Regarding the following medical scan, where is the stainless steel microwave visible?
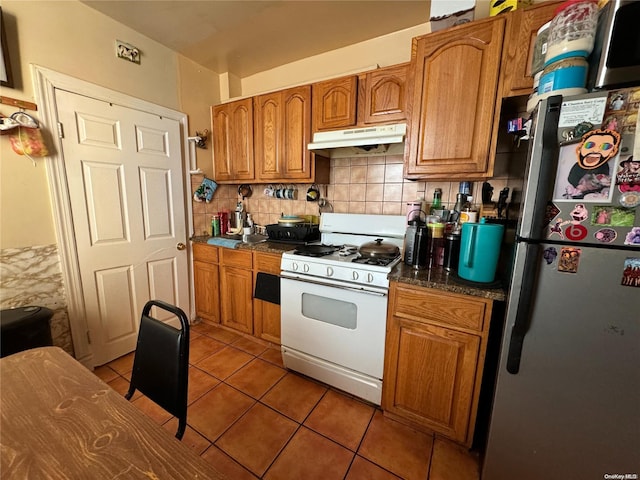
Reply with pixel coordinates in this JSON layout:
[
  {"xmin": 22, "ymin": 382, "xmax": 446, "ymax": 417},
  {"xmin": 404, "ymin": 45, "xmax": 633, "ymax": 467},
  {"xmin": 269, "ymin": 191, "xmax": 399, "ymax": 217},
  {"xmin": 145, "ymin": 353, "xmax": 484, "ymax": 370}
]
[{"xmin": 587, "ymin": 0, "xmax": 640, "ymax": 90}]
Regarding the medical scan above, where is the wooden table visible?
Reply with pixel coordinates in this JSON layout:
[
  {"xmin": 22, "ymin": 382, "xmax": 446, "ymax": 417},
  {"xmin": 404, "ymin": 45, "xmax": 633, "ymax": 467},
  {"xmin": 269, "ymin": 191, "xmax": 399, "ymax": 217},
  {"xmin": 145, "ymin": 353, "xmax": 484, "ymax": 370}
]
[{"xmin": 0, "ymin": 347, "xmax": 227, "ymax": 479}]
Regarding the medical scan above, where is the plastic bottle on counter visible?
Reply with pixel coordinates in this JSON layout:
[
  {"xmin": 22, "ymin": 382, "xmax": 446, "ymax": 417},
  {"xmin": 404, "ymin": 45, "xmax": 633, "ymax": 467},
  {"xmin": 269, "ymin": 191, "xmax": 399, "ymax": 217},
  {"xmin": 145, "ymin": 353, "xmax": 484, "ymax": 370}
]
[{"xmin": 211, "ymin": 215, "xmax": 221, "ymax": 237}]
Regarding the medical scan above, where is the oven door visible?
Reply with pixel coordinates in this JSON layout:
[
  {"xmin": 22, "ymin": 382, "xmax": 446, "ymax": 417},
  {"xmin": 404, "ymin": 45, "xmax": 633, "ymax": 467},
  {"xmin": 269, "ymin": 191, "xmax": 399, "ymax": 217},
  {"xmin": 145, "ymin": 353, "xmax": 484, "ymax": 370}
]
[{"xmin": 280, "ymin": 275, "xmax": 387, "ymax": 380}]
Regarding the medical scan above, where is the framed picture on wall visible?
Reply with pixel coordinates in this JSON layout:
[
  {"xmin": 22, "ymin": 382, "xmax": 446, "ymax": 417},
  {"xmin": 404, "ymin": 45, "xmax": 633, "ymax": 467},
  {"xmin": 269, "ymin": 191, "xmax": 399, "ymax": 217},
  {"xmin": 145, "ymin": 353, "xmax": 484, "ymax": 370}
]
[{"xmin": 1, "ymin": 7, "xmax": 14, "ymax": 88}]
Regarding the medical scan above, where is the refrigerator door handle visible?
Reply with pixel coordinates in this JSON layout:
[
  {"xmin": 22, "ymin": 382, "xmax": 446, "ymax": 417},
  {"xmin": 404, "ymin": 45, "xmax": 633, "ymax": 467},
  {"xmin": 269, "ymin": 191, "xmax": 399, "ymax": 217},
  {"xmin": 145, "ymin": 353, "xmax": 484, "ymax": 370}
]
[{"xmin": 506, "ymin": 242, "xmax": 541, "ymax": 374}]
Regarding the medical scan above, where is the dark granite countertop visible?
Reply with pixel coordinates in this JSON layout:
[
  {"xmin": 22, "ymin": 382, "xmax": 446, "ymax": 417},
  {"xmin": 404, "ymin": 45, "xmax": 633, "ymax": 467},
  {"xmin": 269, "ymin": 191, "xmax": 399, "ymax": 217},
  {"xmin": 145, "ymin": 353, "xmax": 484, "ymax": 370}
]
[
  {"xmin": 389, "ymin": 263, "xmax": 506, "ymax": 302},
  {"xmin": 191, "ymin": 236, "xmax": 294, "ymax": 255},
  {"xmin": 192, "ymin": 236, "xmax": 506, "ymax": 301}
]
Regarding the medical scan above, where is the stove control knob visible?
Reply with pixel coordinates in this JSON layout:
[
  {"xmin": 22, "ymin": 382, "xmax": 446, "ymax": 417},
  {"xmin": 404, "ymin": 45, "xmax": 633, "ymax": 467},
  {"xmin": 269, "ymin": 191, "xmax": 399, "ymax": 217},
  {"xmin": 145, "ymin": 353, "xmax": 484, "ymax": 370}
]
[
  {"xmin": 352, "ymin": 271, "xmax": 359, "ymax": 280},
  {"xmin": 303, "ymin": 264, "xmax": 310, "ymax": 273},
  {"xmin": 367, "ymin": 273, "xmax": 374, "ymax": 283},
  {"xmin": 326, "ymin": 266, "xmax": 334, "ymax": 277},
  {"xmin": 292, "ymin": 262, "xmax": 299, "ymax": 271}
]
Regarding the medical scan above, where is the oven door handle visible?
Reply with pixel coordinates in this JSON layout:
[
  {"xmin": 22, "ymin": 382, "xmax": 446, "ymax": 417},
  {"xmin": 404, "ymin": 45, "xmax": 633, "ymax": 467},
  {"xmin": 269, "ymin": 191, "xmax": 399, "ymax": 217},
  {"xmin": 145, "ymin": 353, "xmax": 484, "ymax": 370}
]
[{"xmin": 280, "ymin": 273, "xmax": 388, "ymax": 297}]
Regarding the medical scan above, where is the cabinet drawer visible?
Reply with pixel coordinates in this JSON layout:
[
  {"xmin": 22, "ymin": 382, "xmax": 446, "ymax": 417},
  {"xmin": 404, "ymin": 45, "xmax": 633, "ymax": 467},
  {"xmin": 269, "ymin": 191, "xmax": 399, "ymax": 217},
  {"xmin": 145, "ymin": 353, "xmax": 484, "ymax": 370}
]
[
  {"xmin": 193, "ymin": 243, "xmax": 219, "ymax": 263},
  {"xmin": 221, "ymin": 248, "xmax": 253, "ymax": 268},
  {"xmin": 392, "ymin": 284, "xmax": 488, "ymax": 332},
  {"xmin": 254, "ymin": 252, "xmax": 282, "ymax": 274}
]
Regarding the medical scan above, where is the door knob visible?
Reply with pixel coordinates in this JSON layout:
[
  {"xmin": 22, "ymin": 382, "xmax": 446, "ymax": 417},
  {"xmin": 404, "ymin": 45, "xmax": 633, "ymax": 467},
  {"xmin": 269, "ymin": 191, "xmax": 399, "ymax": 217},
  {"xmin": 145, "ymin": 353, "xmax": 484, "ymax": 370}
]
[{"xmin": 176, "ymin": 242, "xmax": 186, "ymax": 251}]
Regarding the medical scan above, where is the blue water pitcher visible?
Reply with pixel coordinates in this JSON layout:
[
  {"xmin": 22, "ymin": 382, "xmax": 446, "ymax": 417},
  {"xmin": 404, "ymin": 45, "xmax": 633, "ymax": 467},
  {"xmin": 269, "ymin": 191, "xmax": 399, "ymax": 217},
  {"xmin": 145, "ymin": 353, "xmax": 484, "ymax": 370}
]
[{"xmin": 458, "ymin": 218, "xmax": 504, "ymax": 283}]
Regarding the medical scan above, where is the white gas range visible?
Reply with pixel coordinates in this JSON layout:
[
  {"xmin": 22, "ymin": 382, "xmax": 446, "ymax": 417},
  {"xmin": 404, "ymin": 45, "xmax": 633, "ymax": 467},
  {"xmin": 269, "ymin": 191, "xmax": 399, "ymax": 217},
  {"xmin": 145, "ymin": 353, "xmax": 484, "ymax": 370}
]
[{"xmin": 280, "ymin": 213, "xmax": 406, "ymax": 405}]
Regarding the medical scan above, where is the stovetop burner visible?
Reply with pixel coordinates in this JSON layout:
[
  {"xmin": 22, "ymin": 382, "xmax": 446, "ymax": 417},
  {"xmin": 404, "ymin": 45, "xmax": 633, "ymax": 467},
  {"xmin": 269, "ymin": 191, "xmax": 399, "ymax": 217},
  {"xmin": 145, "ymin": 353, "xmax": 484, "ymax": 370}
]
[
  {"xmin": 352, "ymin": 255, "xmax": 400, "ymax": 266},
  {"xmin": 293, "ymin": 244, "xmax": 339, "ymax": 257}
]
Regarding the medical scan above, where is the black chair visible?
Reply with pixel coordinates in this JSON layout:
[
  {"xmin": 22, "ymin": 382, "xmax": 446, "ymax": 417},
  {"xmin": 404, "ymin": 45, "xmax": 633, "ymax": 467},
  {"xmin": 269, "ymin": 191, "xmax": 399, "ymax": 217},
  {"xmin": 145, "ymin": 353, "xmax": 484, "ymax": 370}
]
[{"xmin": 125, "ymin": 300, "xmax": 190, "ymax": 440}]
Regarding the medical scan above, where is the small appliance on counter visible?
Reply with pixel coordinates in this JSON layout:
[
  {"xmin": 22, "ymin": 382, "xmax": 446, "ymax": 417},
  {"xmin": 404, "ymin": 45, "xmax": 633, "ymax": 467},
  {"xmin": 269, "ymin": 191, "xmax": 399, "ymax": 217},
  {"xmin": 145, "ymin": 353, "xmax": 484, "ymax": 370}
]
[{"xmin": 265, "ymin": 216, "xmax": 320, "ymax": 244}]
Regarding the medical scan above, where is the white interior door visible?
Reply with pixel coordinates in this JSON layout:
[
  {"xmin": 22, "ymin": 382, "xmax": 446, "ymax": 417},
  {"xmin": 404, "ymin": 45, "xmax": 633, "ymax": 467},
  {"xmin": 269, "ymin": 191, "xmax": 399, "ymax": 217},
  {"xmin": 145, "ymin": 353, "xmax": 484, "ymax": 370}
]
[{"xmin": 55, "ymin": 89, "xmax": 189, "ymax": 365}]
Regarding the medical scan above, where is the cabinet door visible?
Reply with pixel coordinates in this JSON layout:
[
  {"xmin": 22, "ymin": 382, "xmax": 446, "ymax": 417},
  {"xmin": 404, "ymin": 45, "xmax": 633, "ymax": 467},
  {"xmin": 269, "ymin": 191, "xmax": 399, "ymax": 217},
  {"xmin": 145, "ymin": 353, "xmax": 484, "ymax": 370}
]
[
  {"xmin": 383, "ymin": 318, "xmax": 481, "ymax": 444},
  {"xmin": 212, "ymin": 98, "xmax": 254, "ymax": 183},
  {"xmin": 255, "ymin": 86, "xmax": 313, "ymax": 182},
  {"xmin": 253, "ymin": 252, "xmax": 282, "ymax": 344},
  {"xmin": 254, "ymin": 92, "xmax": 282, "ymax": 180},
  {"xmin": 220, "ymin": 265, "xmax": 253, "ymax": 334},
  {"xmin": 501, "ymin": 2, "xmax": 560, "ymax": 97},
  {"xmin": 406, "ymin": 17, "xmax": 505, "ymax": 179},
  {"xmin": 193, "ymin": 260, "xmax": 220, "ymax": 323},
  {"xmin": 312, "ymin": 76, "xmax": 358, "ymax": 131},
  {"xmin": 360, "ymin": 64, "xmax": 408, "ymax": 124},
  {"xmin": 281, "ymin": 85, "xmax": 313, "ymax": 180}
]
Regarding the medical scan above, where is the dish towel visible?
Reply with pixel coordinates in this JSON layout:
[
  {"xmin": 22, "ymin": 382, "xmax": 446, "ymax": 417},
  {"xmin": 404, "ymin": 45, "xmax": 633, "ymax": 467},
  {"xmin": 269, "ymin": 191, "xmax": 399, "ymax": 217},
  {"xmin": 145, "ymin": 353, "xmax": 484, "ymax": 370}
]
[
  {"xmin": 254, "ymin": 272, "xmax": 280, "ymax": 305},
  {"xmin": 206, "ymin": 238, "xmax": 240, "ymax": 248},
  {"xmin": 194, "ymin": 177, "xmax": 218, "ymax": 203}
]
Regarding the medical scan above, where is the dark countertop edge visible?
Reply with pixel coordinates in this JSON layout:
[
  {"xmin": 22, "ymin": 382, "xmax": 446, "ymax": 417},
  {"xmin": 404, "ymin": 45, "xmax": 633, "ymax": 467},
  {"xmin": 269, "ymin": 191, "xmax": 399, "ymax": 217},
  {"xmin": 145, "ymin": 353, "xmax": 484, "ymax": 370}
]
[
  {"xmin": 191, "ymin": 236, "xmax": 506, "ymax": 301},
  {"xmin": 389, "ymin": 264, "xmax": 507, "ymax": 302},
  {"xmin": 191, "ymin": 236, "xmax": 294, "ymax": 254}
]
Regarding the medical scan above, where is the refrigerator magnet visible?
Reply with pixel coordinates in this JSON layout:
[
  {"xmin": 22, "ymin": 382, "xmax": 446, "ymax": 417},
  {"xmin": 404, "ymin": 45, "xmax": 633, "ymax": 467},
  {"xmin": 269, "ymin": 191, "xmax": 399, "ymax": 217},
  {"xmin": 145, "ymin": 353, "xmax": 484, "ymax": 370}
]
[
  {"xmin": 543, "ymin": 247, "xmax": 558, "ymax": 265},
  {"xmin": 615, "ymin": 156, "xmax": 640, "ymax": 193},
  {"xmin": 558, "ymin": 247, "xmax": 581, "ymax": 274},
  {"xmin": 624, "ymin": 227, "xmax": 640, "ymax": 246},
  {"xmin": 594, "ymin": 228, "xmax": 617, "ymax": 244},
  {"xmin": 591, "ymin": 205, "xmax": 635, "ymax": 227},
  {"xmin": 621, "ymin": 258, "xmax": 640, "ymax": 288},
  {"xmin": 553, "ymin": 129, "xmax": 621, "ymax": 202}
]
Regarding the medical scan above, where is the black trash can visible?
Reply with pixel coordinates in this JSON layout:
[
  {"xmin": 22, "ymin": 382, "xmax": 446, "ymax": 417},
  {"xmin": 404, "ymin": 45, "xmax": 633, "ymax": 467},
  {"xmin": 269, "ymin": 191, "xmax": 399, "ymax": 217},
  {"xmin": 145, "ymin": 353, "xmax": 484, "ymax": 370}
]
[{"xmin": 0, "ymin": 306, "xmax": 54, "ymax": 358}]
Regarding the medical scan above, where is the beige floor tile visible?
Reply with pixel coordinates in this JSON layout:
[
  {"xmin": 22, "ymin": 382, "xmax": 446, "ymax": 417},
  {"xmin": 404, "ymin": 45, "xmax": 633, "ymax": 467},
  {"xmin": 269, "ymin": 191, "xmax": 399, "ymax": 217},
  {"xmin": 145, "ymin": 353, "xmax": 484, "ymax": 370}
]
[
  {"xmin": 358, "ymin": 411, "xmax": 433, "ymax": 480},
  {"xmin": 200, "ymin": 445, "xmax": 259, "ymax": 480},
  {"xmin": 264, "ymin": 427, "xmax": 354, "ymax": 480},
  {"xmin": 188, "ymin": 383, "xmax": 255, "ymax": 442},
  {"xmin": 261, "ymin": 373, "xmax": 327, "ymax": 422},
  {"xmin": 304, "ymin": 390, "xmax": 375, "ymax": 451},
  {"xmin": 196, "ymin": 345, "xmax": 253, "ymax": 380},
  {"xmin": 346, "ymin": 456, "xmax": 402, "ymax": 480},
  {"xmin": 216, "ymin": 403, "xmax": 298, "ymax": 477},
  {"xmin": 428, "ymin": 436, "xmax": 480, "ymax": 480},
  {"xmin": 226, "ymin": 358, "xmax": 287, "ymax": 399}
]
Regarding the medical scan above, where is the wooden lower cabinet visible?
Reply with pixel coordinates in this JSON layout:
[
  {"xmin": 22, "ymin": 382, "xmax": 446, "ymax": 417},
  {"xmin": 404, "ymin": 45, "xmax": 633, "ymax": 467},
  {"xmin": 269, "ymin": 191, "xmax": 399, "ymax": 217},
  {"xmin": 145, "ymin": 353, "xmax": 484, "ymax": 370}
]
[
  {"xmin": 193, "ymin": 244, "xmax": 220, "ymax": 323},
  {"xmin": 383, "ymin": 282, "xmax": 493, "ymax": 447},
  {"xmin": 192, "ymin": 243, "xmax": 283, "ymax": 343},
  {"xmin": 219, "ymin": 249, "xmax": 253, "ymax": 334},
  {"xmin": 253, "ymin": 252, "xmax": 282, "ymax": 344}
]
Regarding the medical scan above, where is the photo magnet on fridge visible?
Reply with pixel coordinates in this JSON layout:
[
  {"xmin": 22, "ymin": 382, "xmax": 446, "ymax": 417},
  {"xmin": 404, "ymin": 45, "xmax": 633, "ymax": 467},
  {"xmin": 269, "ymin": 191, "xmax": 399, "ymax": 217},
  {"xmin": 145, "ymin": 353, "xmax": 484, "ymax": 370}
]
[
  {"xmin": 558, "ymin": 247, "xmax": 581, "ymax": 274},
  {"xmin": 553, "ymin": 129, "xmax": 621, "ymax": 202},
  {"xmin": 620, "ymin": 258, "xmax": 640, "ymax": 288},
  {"xmin": 590, "ymin": 205, "xmax": 635, "ymax": 227}
]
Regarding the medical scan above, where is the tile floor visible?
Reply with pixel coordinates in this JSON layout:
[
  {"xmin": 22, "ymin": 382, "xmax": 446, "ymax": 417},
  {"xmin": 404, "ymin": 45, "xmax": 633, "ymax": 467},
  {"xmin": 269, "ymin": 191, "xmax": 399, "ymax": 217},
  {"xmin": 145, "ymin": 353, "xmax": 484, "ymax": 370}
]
[{"xmin": 94, "ymin": 321, "xmax": 481, "ymax": 480}]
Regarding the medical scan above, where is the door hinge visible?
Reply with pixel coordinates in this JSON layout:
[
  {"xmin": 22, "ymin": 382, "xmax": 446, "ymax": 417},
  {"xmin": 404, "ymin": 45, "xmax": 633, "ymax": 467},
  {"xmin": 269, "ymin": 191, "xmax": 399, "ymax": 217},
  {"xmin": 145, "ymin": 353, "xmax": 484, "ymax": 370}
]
[
  {"xmin": 86, "ymin": 330, "xmax": 91, "ymax": 344},
  {"xmin": 57, "ymin": 122, "xmax": 64, "ymax": 139}
]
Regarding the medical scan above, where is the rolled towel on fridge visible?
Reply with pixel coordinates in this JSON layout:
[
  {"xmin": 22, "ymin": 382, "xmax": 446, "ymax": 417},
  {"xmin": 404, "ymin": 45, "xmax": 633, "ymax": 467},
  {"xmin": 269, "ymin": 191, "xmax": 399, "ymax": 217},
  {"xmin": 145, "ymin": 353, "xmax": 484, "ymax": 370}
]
[{"xmin": 254, "ymin": 272, "xmax": 280, "ymax": 305}]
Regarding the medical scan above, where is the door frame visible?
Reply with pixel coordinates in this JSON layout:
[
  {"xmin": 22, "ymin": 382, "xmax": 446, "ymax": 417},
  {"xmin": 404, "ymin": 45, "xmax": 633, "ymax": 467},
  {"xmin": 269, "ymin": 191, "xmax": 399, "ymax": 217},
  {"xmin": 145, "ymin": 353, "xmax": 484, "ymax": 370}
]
[{"xmin": 32, "ymin": 65, "xmax": 195, "ymax": 367}]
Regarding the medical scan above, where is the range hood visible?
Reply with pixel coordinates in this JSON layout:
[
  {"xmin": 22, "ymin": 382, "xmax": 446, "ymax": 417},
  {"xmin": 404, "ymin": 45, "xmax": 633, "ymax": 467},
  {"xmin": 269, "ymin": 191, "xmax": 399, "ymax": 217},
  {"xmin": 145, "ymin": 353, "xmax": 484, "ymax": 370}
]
[{"xmin": 308, "ymin": 123, "xmax": 406, "ymax": 158}]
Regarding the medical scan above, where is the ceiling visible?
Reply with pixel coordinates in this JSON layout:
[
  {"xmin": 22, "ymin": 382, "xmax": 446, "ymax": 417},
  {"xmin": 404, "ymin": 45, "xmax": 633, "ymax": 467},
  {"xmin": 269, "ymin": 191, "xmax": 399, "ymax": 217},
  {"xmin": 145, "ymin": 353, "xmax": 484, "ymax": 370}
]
[{"xmin": 82, "ymin": 0, "xmax": 431, "ymax": 78}]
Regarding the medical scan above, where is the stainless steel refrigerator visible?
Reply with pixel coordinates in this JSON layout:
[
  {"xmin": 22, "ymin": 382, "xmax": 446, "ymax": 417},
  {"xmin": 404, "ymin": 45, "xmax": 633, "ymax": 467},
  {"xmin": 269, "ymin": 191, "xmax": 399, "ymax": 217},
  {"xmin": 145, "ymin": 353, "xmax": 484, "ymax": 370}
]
[{"xmin": 483, "ymin": 89, "xmax": 640, "ymax": 479}]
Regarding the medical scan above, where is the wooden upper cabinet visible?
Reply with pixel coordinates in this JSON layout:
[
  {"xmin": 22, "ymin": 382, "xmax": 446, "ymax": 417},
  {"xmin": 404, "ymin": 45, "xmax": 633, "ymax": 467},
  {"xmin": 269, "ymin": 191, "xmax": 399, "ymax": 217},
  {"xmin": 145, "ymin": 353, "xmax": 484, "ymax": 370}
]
[
  {"xmin": 211, "ymin": 98, "xmax": 255, "ymax": 183},
  {"xmin": 359, "ymin": 63, "xmax": 409, "ymax": 124},
  {"xmin": 405, "ymin": 17, "xmax": 506, "ymax": 180},
  {"xmin": 255, "ymin": 85, "xmax": 316, "ymax": 182},
  {"xmin": 312, "ymin": 75, "xmax": 358, "ymax": 131},
  {"xmin": 501, "ymin": 1, "xmax": 561, "ymax": 97}
]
